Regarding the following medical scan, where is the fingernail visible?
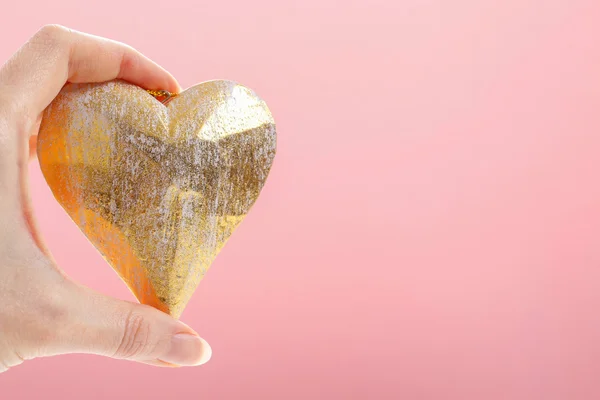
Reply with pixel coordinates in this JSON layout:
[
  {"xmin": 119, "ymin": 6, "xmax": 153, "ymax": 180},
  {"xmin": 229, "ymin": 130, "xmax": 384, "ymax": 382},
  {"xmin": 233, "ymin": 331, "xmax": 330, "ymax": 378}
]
[{"xmin": 159, "ymin": 334, "xmax": 212, "ymax": 366}]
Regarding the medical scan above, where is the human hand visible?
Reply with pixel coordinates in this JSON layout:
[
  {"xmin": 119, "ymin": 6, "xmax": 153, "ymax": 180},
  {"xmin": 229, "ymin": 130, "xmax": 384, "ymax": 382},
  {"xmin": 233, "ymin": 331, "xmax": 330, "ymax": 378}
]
[{"xmin": 0, "ymin": 25, "xmax": 211, "ymax": 372}]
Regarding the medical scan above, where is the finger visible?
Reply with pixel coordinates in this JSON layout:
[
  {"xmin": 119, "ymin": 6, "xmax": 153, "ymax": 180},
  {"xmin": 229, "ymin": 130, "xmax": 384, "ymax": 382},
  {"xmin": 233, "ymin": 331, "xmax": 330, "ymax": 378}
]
[
  {"xmin": 0, "ymin": 24, "xmax": 180, "ymax": 124},
  {"xmin": 48, "ymin": 283, "xmax": 212, "ymax": 367},
  {"xmin": 0, "ymin": 25, "xmax": 181, "ymax": 252}
]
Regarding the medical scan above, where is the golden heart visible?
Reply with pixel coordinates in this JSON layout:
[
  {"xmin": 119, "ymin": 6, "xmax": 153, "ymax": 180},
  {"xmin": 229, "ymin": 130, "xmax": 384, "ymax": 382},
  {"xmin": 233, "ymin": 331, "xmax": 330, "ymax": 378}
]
[{"xmin": 37, "ymin": 80, "xmax": 276, "ymax": 318}]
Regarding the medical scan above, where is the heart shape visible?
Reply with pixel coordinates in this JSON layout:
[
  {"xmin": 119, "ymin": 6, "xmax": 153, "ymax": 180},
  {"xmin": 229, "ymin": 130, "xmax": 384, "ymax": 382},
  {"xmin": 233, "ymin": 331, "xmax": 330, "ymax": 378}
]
[{"xmin": 37, "ymin": 80, "xmax": 276, "ymax": 317}]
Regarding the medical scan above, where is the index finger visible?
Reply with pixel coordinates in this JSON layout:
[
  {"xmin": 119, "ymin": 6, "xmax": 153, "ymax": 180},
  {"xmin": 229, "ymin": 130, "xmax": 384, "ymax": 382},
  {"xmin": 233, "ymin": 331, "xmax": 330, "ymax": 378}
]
[{"xmin": 0, "ymin": 24, "xmax": 181, "ymax": 122}]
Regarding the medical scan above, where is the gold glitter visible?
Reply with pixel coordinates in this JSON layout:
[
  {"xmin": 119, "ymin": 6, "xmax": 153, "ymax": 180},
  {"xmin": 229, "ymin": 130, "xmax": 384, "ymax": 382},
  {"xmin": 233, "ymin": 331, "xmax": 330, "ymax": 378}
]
[{"xmin": 37, "ymin": 80, "xmax": 276, "ymax": 318}]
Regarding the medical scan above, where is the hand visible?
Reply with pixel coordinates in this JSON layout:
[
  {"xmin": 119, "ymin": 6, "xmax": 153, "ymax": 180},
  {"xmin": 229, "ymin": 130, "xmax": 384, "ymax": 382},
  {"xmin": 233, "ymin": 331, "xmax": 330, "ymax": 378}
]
[{"xmin": 0, "ymin": 25, "xmax": 211, "ymax": 372}]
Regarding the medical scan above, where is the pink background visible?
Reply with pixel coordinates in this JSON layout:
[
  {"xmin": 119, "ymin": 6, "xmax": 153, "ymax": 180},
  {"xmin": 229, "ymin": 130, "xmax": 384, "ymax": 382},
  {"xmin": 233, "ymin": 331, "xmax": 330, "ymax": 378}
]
[{"xmin": 1, "ymin": 0, "xmax": 600, "ymax": 399}]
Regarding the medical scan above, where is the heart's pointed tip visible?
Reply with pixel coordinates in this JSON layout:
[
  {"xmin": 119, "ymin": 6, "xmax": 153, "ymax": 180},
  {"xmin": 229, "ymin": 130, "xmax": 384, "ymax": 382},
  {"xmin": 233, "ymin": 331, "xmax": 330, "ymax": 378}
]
[{"xmin": 136, "ymin": 294, "xmax": 187, "ymax": 320}]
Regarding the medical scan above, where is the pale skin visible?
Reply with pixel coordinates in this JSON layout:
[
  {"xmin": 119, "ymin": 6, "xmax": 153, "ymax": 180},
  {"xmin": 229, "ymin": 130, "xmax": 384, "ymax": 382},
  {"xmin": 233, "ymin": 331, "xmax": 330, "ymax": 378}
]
[{"xmin": 0, "ymin": 25, "xmax": 211, "ymax": 372}]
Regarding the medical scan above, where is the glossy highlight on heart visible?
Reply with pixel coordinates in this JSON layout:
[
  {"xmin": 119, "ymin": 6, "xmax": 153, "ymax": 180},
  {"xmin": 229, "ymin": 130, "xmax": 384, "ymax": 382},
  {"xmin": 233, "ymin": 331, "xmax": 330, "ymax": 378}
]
[{"xmin": 37, "ymin": 80, "xmax": 276, "ymax": 318}]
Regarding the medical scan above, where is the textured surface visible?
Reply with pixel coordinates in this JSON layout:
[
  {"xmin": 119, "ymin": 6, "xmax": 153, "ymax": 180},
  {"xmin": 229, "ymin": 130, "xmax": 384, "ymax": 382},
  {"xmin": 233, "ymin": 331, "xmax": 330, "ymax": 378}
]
[{"xmin": 37, "ymin": 80, "xmax": 276, "ymax": 317}]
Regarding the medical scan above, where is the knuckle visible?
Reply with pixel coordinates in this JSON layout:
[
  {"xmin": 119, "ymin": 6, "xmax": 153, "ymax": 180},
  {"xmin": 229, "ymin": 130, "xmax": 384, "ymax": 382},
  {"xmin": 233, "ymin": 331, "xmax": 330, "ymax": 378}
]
[
  {"xmin": 32, "ymin": 24, "xmax": 70, "ymax": 48},
  {"xmin": 113, "ymin": 310, "xmax": 153, "ymax": 359},
  {"xmin": 38, "ymin": 24, "xmax": 69, "ymax": 36}
]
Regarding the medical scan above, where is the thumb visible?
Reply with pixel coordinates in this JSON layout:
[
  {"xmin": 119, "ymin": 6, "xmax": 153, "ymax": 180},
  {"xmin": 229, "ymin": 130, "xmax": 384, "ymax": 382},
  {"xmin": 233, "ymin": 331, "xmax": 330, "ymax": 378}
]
[{"xmin": 52, "ymin": 283, "xmax": 212, "ymax": 367}]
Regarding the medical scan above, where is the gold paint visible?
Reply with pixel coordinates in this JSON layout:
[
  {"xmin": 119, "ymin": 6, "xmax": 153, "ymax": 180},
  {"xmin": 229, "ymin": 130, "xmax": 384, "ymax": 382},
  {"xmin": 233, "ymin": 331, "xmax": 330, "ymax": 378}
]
[{"xmin": 37, "ymin": 80, "xmax": 276, "ymax": 318}]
